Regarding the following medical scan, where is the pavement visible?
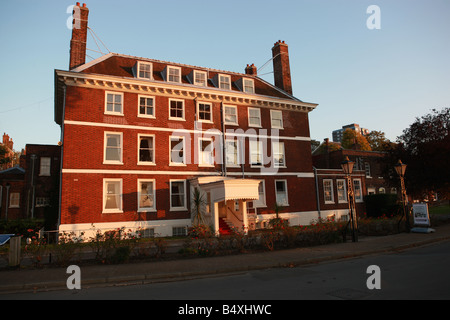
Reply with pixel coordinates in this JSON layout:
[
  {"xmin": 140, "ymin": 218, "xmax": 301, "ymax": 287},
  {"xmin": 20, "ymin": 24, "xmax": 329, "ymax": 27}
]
[{"xmin": 1, "ymin": 223, "xmax": 450, "ymax": 295}]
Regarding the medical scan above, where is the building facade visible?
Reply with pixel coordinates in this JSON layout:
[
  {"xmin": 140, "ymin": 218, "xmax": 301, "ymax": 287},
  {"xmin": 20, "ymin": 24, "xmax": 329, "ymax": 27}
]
[
  {"xmin": 54, "ymin": 3, "xmax": 321, "ymax": 238},
  {"xmin": 332, "ymin": 123, "xmax": 370, "ymax": 143},
  {"xmin": 0, "ymin": 144, "xmax": 60, "ymax": 222}
]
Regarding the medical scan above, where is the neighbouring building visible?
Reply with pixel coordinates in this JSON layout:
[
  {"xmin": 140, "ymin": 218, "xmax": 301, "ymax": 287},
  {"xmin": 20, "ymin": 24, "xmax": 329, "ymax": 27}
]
[
  {"xmin": 0, "ymin": 144, "xmax": 60, "ymax": 223},
  {"xmin": 54, "ymin": 3, "xmax": 324, "ymax": 238},
  {"xmin": 332, "ymin": 123, "xmax": 370, "ymax": 143}
]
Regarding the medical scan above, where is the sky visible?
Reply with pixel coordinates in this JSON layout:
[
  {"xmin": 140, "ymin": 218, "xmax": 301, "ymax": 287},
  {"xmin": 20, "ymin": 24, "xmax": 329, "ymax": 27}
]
[{"xmin": 0, "ymin": 0, "xmax": 449, "ymax": 151}]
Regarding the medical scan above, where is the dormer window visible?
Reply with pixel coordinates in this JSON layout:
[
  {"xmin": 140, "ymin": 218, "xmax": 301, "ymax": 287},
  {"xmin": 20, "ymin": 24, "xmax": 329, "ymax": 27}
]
[
  {"xmin": 167, "ymin": 66, "xmax": 182, "ymax": 83},
  {"xmin": 194, "ymin": 70, "xmax": 207, "ymax": 86},
  {"xmin": 243, "ymin": 78, "xmax": 255, "ymax": 94},
  {"xmin": 135, "ymin": 61, "xmax": 153, "ymax": 80},
  {"xmin": 218, "ymin": 74, "xmax": 231, "ymax": 90}
]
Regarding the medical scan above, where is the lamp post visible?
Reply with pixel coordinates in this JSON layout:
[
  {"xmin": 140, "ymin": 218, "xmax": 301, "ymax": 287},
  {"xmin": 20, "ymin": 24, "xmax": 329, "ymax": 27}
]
[
  {"xmin": 341, "ymin": 156, "xmax": 358, "ymax": 242},
  {"xmin": 394, "ymin": 160, "xmax": 410, "ymax": 232}
]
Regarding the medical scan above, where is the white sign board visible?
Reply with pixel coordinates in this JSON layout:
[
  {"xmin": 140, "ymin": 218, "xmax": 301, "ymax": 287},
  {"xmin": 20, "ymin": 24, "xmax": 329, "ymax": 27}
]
[{"xmin": 412, "ymin": 203, "xmax": 430, "ymax": 226}]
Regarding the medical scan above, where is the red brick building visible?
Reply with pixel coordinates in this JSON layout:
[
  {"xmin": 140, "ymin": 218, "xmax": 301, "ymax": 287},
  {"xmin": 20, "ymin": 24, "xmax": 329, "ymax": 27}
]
[
  {"xmin": 0, "ymin": 144, "xmax": 60, "ymax": 222},
  {"xmin": 54, "ymin": 3, "xmax": 321, "ymax": 237}
]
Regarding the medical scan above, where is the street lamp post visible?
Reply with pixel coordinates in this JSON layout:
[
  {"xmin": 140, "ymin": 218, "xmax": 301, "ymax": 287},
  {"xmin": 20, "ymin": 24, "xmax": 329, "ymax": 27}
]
[
  {"xmin": 395, "ymin": 160, "xmax": 410, "ymax": 232},
  {"xmin": 341, "ymin": 156, "xmax": 358, "ymax": 242}
]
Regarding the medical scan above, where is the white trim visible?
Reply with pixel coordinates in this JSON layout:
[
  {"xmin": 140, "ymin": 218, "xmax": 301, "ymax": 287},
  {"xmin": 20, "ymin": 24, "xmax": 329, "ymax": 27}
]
[
  {"xmin": 196, "ymin": 101, "xmax": 213, "ymax": 123},
  {"xmin": 323, "ymin": 179, "xmax": 335, "ymax": 204},
  {"xmin": 270, "ymin": 109, "xmax": 284, "ymax": 129},
  {"xmin": 102, "ymin": 178, "xmax": 123, "ymax": 213},
  {"xmin": 336, "ymin": 179, "xmax": 348, "ymax": 203},
  {"xmin": 169, "ymin": 135, "xmax": 186, "ymax": 166},
  {"xmin": 63, "ymin": 120, "xmax": 312, "ymax": 141},
  {"xmin": 137, "ymin": 133, "xmax": 156, "ymax": 166},
  {"xmin": 170, "ymin": 179, "xmax": 187, "ymax": 211},
  {"xmin": 193, "ymin": 70, "xmax": 207, "ymax": 86},
  {"xmin": 104, "ymin": 91, "xmax": 124, "ymax": 116},
  {"xmin": 137, "ymin": 95, "xmax": 156, "ymax": 119},
  {"xmin": 223, "ymin": 104, "xmax": 238, "ymax": 126},
  {"xmin": 56, "ymin": 69, "xmax": 318, "ymax": 113},
  {"xmin": 168, "ymin": 98, "xmax": 185, "ymax": 121},
  {"xmin": 103, "ymin": 131, "xmax": 123, "ymax": 165},
  {"xmin": 274, "ymin": 179, "xmax": 289, "ymax": 206},
  {"xmin": 9, "ymin": 192, "xmax": 20, "ymax": 208},
  {"xmin": 353, "ymin": 178, "xmax": 363, "ymax": 203},
  {"xmin": 272, "ymin": 141, "xmax": 286, "ymax": 168},
  {"xmin": 248, "ymin": 107, "xmax": 261, "ymax": 128},
  {"xmin": 61, "ymin": 168, "xmax": 315, "ymax": 177},
  {"xmin": 136, "ymin": 61, "xmax": 153, "ymax": 80},
  {"xmin": 198, "ymin": 137, "xmax": 214, "ymax": 167},
  {"xmin": 218, "ymin": 74, "xmax": 231, "ymax": 90},
  {"xmin": 166, "ymin": 66, "xmax": 182, "ymax": 83},
  {"xmin": 137, "ymin": 179, "xmax": 156, "ymax": 212},
  {"xmin": 243, "ymin": 78, "xmax": 255, "ymax": 94}
]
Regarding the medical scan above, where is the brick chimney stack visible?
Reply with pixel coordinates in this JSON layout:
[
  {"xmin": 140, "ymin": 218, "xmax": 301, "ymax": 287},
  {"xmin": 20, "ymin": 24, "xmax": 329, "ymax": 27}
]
[
  {"xmin": 272, "ymin": 40, "xmax": 292, "ymax": 95},
  {"xmin": 245, "ymin": 63, "xmax": 257, "ymax": 76},
  {"xmin": 69, "ymin": 3, "xmax": 89, "ymax": 70}
]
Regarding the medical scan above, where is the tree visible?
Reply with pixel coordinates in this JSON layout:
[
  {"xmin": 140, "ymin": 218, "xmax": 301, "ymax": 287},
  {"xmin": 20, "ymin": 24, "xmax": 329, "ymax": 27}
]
[
  {"xmin": 341, "ymin": 128, "xmax": 372, "ymax": 151},
  {"xmin": 387, "ymin": 108, "xmax": 450, "ymax": 199},
  {"xmin": 366, "ymin": 130, "xmax": 394, "ymax": 151},
  {"xmin": 0, "ymin": 144, "xmax": 12, "ymax": 170}
]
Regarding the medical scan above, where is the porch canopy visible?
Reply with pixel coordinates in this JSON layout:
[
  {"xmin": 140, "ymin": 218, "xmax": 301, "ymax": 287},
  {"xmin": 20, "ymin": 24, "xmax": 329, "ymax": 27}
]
[{"xmin": 190, "ymin": 176, "xmax": 260, "ymax": 234}]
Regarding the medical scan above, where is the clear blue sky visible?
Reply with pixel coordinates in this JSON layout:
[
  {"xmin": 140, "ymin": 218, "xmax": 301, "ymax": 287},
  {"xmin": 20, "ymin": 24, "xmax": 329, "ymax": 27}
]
[{"xmin": 1, "ymin": 0, "xmax": 449, "ymax": 151}]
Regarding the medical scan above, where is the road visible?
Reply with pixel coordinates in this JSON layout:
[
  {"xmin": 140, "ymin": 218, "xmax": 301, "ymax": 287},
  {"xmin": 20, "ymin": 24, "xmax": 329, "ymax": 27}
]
[{"xmin": 3, "ymin": 240, "xmax": 450, "ymax": 300}]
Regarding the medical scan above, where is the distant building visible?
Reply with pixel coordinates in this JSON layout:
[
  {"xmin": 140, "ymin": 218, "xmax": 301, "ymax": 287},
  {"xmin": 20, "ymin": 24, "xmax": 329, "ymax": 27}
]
[
  {"xmin": 0, "ymin": 144, "xmax": 60, "ymax": 222},
  {"xmin": 332, "ymin": 124, "xmax": 369, "ymax": 143}
]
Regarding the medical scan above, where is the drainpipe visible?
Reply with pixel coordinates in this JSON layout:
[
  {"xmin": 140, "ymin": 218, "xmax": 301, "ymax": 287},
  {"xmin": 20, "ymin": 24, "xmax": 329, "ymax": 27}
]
[
  {"xmin": 313, "ymin": 167, "xmax": 321, "ymax": 219},
  {"xmin": 220, "ymin": 102, "xmax": 226, "ymax": 177},
  {"xmin": 5, "ymin": 184, "xmax": 10, "ymax": 220},
  {"xmin": 30, "ymin": 154, "xmax": 37, "ymax": 219}
]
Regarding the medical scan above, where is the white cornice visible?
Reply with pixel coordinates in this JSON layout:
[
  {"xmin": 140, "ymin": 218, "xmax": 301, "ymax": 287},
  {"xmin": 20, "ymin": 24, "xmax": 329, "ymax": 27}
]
[{"xmin": 55, "ymin": 69, "xmax": 318, "ymax": 113}]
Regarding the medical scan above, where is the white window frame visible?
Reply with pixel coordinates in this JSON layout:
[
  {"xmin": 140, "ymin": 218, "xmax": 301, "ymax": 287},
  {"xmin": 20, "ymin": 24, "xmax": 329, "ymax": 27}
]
[
  {"xmin": 225, "ymin": 139, "xmax": 240, "ymax": 167},
  {"xmin": 103, "ymin": 132, "xmax": 123, "ymax": 165},
  {"xmin": 137, "ymin": 61, "xmax": 153, "ymax": 80},
  {"xmin": 243, "ymin": 78, "xmax": 255, "ymax": 94},
  {"xmin": 218, "ymin": 74, "xmax": 231, "ymax": 90},
  {"xmin": 193, "ymin": 70, "xmax": 207, "ymax": 86},
  {"xmin": 224, "ymin": 105, "xmax": 238, "ymax": 125},
  {"xmin": 137, "ymin": 179, "xmax": 156, "ymax": 212},
  {"xmin": 170, "ymin": 179, "xmax": 187, "ymax": 211},
  {"xmin": 169, "ymin": 136, "xmax": 186, "ymax": 166},
  {"xmin": 102, "ymin": 179, "xmax": 123, "ymax": 213},
  {"xmin": 167, "ymin": 66, "xmax": 182, "ymax": 83},
  {"xmin": 250, "ymin": 139, "xmax": 263, "ymax": 167},
  {"xmin": 39, "ymin": 157, "xmax": 51, "ymax": 176},
  {"xmin": 9, "ymin": 193, "xmax": 20, "ymax": 208},
  {"xmin": 105, "ymin": 91, "xmax": 124, "ymax": 116},
  {"xmin": 197, "ymin": 101, "xmax": 213, "ymax": 123},
  {"xmin": 272, "ymin": 141, "xmax": 286, "ymax": 168},
  {"xmin": 270, "ymin": 110, "xmax": 284, "ymax": 129},
  {"xmin": 169, "ymin": 99, "xmax": 185, "ymax": 121},
  {"xmin": 365, "ymin": 162, "xmax": 371, "ymax": 178},
  {"xmin": 253, "ymin": 180, "xmax": 266, "ymax": 208},
  {"xmin": 248, "ymin": 107, "xmax": 261, "ymax": 128},
  {"xmin": 336, "ymin": 179, "xmax": 347, "ymax": 203},
  {"xmin": 137, "ymin": 95, "xmax": 156, "ymax": 119},
  {"xmin": 198, "ymin": 137, "xmax": 214, "ymax": 167},
  {"xmin": 35, "ymin": 197, "xmax": 50, "ymax": 207},
  {"xmin": 275, "ymin": 179, "xmax": 289, "ymax": 206},
  {"xmin": 353, "ymin": 178, "xmax": 363, "ymax": 203},
  {"xmin": 137, "ymin": 134, "xmax": 155, "ymax": 166},
  {"xmin": 323, "ymin": 179, "xmax": 335, "ymax": 204}
]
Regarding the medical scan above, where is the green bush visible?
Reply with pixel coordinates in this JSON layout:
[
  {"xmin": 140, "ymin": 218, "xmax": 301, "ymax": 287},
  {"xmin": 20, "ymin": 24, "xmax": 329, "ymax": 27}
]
[{"xmin": 364, "ymin": 194, "xmax": 400, "ymax": 218}]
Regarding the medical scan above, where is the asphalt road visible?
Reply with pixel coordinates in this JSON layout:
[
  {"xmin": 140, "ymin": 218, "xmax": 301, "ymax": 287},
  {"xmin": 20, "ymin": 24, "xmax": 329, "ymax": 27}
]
[{"xmin": 4, "ymin": 240, "xmax": 450, "ymax": 301}]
